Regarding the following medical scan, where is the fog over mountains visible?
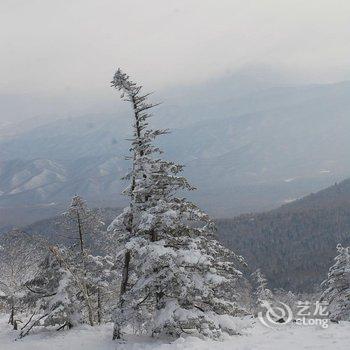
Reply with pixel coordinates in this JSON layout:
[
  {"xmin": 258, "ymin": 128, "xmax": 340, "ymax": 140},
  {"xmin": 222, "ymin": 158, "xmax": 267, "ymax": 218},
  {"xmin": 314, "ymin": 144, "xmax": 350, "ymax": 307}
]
[{"xmin": 1, "ymin": 73, "xmax": 350, "ymax": 229}]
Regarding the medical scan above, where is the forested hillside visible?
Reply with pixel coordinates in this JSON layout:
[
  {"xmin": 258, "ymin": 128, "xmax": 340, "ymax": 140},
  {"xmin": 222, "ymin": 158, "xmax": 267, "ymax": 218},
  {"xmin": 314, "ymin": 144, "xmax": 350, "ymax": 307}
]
[
  {"xmin": 16, "ymin": 179, "xmax": 350, "ymax": 293},
  {"xmin": 217, "ymin": 179, "xmax": 350, "ymax": 292}
]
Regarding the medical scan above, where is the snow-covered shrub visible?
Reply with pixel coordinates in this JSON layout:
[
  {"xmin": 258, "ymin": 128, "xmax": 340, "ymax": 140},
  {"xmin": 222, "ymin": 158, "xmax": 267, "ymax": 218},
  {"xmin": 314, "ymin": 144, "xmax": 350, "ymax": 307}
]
[
  {"xmin": 21, "ymin": 251, "xmax": 83, "ymax": 337},
  {"xmin": 0, "ymin": 230, "xmax": 45, "ymax": 329}
]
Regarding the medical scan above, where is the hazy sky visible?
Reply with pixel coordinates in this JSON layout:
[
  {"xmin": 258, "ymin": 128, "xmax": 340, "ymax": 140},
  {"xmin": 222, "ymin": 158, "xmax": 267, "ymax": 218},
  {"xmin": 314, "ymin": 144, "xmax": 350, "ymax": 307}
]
[{"xmin": 1, "ymin": 0, "xmax": 350, "ymax": 122}]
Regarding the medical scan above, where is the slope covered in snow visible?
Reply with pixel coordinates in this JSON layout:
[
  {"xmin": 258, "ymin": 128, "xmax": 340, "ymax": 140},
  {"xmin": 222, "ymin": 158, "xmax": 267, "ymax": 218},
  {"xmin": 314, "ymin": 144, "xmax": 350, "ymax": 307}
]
[{"xmin": 1, "ymin": 315, "xmax": 349, "ymax": 350}]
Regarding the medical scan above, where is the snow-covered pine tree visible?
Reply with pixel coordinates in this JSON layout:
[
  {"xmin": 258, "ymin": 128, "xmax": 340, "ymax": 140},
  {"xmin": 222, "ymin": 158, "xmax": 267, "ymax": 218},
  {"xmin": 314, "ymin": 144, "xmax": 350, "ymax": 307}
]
[
  {"xmin": 108, "ymin": 69, "xmax": 164, "ymax": 339},
  {"xmin": 60, "ymin": 195, "xmax": 105, "ymax": 326},
  {"xmin": 321, "ymin": 244, "xmax": 350, "ymax": 321},
  {"xmin": 21, "ymin": 196, "xmax": 116, "ymax": 336},
  {"xmin": 109, "ymin": 69, "xmax": 247, "ymax": 340},
  {"xmin": 251, "ymin": 269, "xmax": 274, "ymax": 305},
  {"xmin": 62, "ymin": 195, "xmax": 103, "ymax": 256},
  {"xmin": 60, "ymin": 196, "xmax": 117, "ymax": 324}
]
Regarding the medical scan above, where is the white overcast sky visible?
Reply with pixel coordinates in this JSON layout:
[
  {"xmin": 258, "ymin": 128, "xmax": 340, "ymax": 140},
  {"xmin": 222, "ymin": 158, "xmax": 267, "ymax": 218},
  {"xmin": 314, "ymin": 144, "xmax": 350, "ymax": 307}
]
[{"xmin": 1, "ymin": 0, "xmax": 350, "ymax": 121}]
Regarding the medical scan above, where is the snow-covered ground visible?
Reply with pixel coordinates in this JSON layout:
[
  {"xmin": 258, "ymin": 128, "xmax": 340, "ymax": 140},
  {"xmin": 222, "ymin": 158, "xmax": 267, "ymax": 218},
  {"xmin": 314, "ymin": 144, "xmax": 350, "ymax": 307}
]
[{"xmin": 1, "ymin": 315, "xmax": 350, "ymax": 350}]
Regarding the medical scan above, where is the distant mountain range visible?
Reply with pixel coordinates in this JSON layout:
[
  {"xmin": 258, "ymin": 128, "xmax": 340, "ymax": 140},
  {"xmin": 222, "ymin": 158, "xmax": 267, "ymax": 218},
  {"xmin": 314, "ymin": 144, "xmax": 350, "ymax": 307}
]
[{"xmin": 1, "ymin": 76, "xmax": 350, "ymax": 229}]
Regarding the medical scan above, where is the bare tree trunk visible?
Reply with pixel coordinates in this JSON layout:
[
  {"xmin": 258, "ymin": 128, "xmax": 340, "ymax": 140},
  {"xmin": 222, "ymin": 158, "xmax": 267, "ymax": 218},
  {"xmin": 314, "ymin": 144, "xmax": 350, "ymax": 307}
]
[
  {"xmin": 76, "ymin": 212, "xmax": 94, "ymax": 327},
  {"xmin": 113, "ymin": 250, "xmax": 131, "ymax": 340},
  {"xmin": 21, "ymin": 312, "xmax": 36, "ymax": 331},
  {"xmin": 112, "ymin": 86, "xmax": 148, "ymax": 340},
  {"xmin": 112, "ymin": 323, "xmax": 121, "ymax": 340},
  {"xmin": 97, "ymin": 287, "xmax": 102, "ymax": 324},
  {"xmin": 8, "ymin": 298, "xmax": 14, "ymax": 325},
  {"xmin": 20, "ymin": 312, "xmax": 50, "ymax": 338},
  {"xmin": 120, "ymin": 251, "xmax": 131, "ymax": 296},
  {"xmin": 8, "ymin": 309, "xmax": 13, "ymax": 325},
  {"xmin": 87, "ymin": 301, "xmax": 94, "ymax": 326},
  {"xmin": 77, "ymin": 212, "xmax": 85, "ymax": 258},
  {"xmin": 113, "ymin": 100, "xmax": 139, "ymax": 339},
  {"xmin": 151, "ymin": 229, "xmax": 157, "ymax": 242},
  {"xmin": 113, "ymin": 251, "xmax": 130, "ymax": 340}
]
